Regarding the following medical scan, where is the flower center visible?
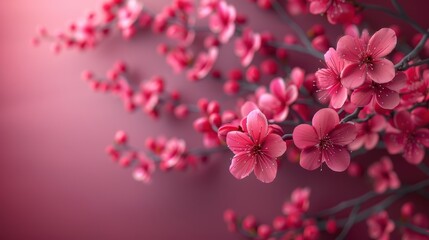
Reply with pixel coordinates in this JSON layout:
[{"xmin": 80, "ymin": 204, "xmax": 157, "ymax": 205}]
[
  {"xmin": 250, "ymin": 144, "xmax": 263, "ymax": 157},
  {"xmin": 318, "ymin": 135, "xmax": 333, "ymax": 150}
]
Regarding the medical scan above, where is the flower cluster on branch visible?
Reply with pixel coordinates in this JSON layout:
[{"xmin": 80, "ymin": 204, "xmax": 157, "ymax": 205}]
[{"xmin": 34, "ymin": 0, "xmax": 429, "ymax": 239}]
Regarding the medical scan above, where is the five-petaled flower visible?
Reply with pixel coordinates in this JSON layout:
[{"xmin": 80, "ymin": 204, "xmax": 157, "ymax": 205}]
[
  {"xmin": 293, "ymin": 108, "xmax": 357, "ymax": 172},
  {"xmin": 368, "ymin": 156, "xmax": 400, "ymax": 193},
  {"xmin": 384, "ymin": 110, "xmax": 429, "ymax": 164},
  {"xmin": 226, "ymin": 109, "xmax": 287, "ymax": 183},
  {"xmin": 337, "ymin": 28, "xmax": 397, "ymax": 89}
]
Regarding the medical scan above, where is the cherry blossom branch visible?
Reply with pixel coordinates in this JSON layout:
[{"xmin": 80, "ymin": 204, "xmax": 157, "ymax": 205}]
[
  {"xmin": 266, "ymin": 41, "xmax": 324, "ymax": 60},
  {"xmin": 336, "ymin": 205, "xmax": 360, "ymax": 240},
  {"xmin": 417, "ymin": 163, "xmax": 429, "ymax": 176},
  {"xmin": 395, "ymin": 32, "xmax": 429, "ymax": 71},
  {"xmin": 394, "ymin": 220, "xmax": 429, "ymax": 236},
  {"xmin": 359, "ymin": 2, "xmax": 427, "ymax": 34},
  {"xmin": 270, "ymin": 0, "xmax": 324, "ymax": 60},
  {"xmin": 340, "ymin": 107, "xmax": 363, "ymax": 123}
]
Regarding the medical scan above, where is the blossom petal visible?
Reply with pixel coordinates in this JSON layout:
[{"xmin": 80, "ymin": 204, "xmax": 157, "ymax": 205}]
[
  {"xmin": 364, "ymin": 133, "xmax": 379, "ymax": 150},
  {"xmin": 254, "ymin": 154, "xmax": 278, "ymax": 183},
  {"xmin": 329, "ymin": 123, "xmax": 357, "ymax": 146},
  {"xmin": 384, "ymin": 132, "xmax": 405, "ymax": 154},
  {"xmin": 262, "ymin": 133, "xmax": 287, "ymax": 157},
  {"xmin": 324, "ymin": 48, "xmax": 344, "ymax": 74},
  {"xmin": 351, "ymin": 83, "xmax": 373, "ymax": 107},
  {"xmin": 403, "ymin": 142, "xmax": 425, "ymax": 165},
  {"xmin": 394, "ymin": 111, "xmax": 415, "ymax": 132},
  {"xmin": 284, "ymin": 84, "xmax": 298, "ymax": 105},
  {"xmin": 240, "ymin": 101, "xmax": 258, "ymax": 117},
  {"xmin": 226, "ymin": 131, "xmax": 253, "ymax": 154},
  {"xmin": 369, "ymin": 115, "xmax": 386, "ymax": 132},
  {"xmin": 415, "ymin": 128, "xmax": 429, "ymax": 147},
  {"xmin": 323, "ymin": 146, "xmax": 350, "ymax": 172},
  {"xmin": 375, "ymin": 86, "xmax": 400, "ymax": 109},
  {"xmin": 385, "ymin": 72, "xmax": 407, "ymax": 92},
  {"xmin": 336, "ymin": 35, "xmax": 365, "ymax": 62},
  {"xmin": 341, "ymin": 63, "xmax": 367, "ymax": 89},
  {"xmin": 229, "ymin": 152, "xmax": 256, "ymax": 180},
  {"xmin": 367, "ymin": 59, "xmax": 395, "ymax": 84},
  {"xmin": 330, "ymin": 85, "xmax": 348, "ymax": 109},
  {"xmin": 293, "ymin": 124, "xmax": 319, "ymax": 149},
  {"xmin": 270, "ymin": 78, "xmax": 287, "ymax": 100},
  {"xmin": 300, "ymin": 147, "xmax": 322, "ymax": 171},
  {"xmin": 258, "ymin": 93, "xmax": 282, "ymax": 114},
  {"xmin": 312, "ymin": 108, "xmax": 339, "ymax": 138},
  {"xmin": 367, "ymin": 28, "xmax": 397, "ymax": 58},
  {"xmin": 246, "ymin": 110, "xmax": 269, "ymax": 143}
]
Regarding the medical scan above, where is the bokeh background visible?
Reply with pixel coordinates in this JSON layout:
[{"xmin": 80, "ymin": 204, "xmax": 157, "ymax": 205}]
[{"xmin": 0, "ymin": 0, "xmax": 428, "ymax": 239}]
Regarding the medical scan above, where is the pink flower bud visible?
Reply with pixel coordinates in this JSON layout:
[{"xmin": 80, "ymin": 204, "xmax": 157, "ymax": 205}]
[
  {"xmin": 272, "ymin": 216, "xmax": 288, "ymax": 230},
  {"xmin": 174, "ymin": 104, "xmax": 189, "ymax": 119},
  {"xmin": 223, "ymin": 209, "xmax": 237, "ymax": 223},
  {"xmin": 228, "ymin": 69, "xmax": 243, "ymax": 81},
  {"xmin": 115, "ymin": 130, "xmax": 128, "ymax": 144},
  {"xmin": 193, "ymin": 117, "xmax": 212, "ymax": 132},
  {"xmin": 326, "ymin": 219, "xmax": 337, "ymax": 234},
  {"xmin": 223, "ymin": 81, "xmax": 240, "ymax": 95},
  {"xmin": 242, "ymin": 215, "xmax": 257, "ymax": 231},
  {"xmin": 246, "ymin": 65, "xmax": 260, "ymax": 83},
  {"xmin": 261, "ymin": 59, "xmax": 278, "ymax": 75},
  {"xmin": 257, "ymin": 224, "xmax": 272, "ymax": 239},
  {"xmin": 311, "ymin": 35, "xmax": 329, "ymax": 52}
]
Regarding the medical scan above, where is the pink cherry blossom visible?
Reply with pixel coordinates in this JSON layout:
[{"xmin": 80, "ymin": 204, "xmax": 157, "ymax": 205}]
[
  {"xmin": 160, "ymin": 138, "xmax": 186, "ymax": 168},
  {"xmin": 187, "ymin": 48, "xmax": 218, "ymax": 81},
  {"xmin": 282, "ymin": 187, "xmax": 311, "ymax": 216},
  {"xmin": 315, "ymin": 48, "xmax": 348, "ymax": 109},
  {"xmin": 384, "ymin": 110, "xmax": 429, "ymax": 164},
  {"xmin": 348, "ymin": 114, "xmax": 386, "ymax": 151},
  {"xmin": 292, "ymin": 108, "xmax": 357, "ymax": 172},
  {"xmin": 235, "ymin": 28, "xmax": 261, "ymax": 67},
  {"xmin": 350, "ymin": 72, "xmax": 406, "ymax": 109},
  {"xmin": 209, "ymin": 1, "xmax": 236, "ymax": 43},
  {"xmin": 117, "ymin": 0, "xmax": 143, "ymax": 30},
  {"xmin": 308, "ymin": 0, "xmax": 356, "ymax": 24},
  {"xmin": 258, "ymin": 78, "xmax": 298, "ymax": 122},
  {"xmin": 133, "ymin": 155, "xmax": 156, "ymax": 184},
  {"xmin": 166, "ymin": 23, "xmax": 195, "ymax": 46},
  {"xmin": 367, "ymin": 211, "xmax": 395, "ymax": 240},
  {"xmin": 368, "ymin": 156, "xmax": 400, "ymax": 193},
  {"xmin": 198, "ymin": 0, "xmax": 220, "ymax": 18},
  {"xmin": 226, "ymin": 110, "xmax": 287, "ymax": 183},
  {"xmin": 166, "ymin": 47, "xmax": 193, "ymax": 73},
  {"xmin": 337, "ymin": 28, "xmax": 397, "ymax": 88}
]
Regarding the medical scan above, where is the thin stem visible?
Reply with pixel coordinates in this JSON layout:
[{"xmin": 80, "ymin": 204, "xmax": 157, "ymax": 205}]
[
  {"xmin": 359, "ymin": 3, "xmax": 427, "ymax": 34},
  {"xmin": 336, "ymin": 205, "xmax": 360, "ymax": 240},
  {"xmin": 394, "ymin": 220, "xmax": 429, "ymax": 236},
  {"xmin": 418, "ymin": 163, "xmax": 429, "ymax": 176},
  {"xmin": 315, "ymin": 191, "xmax": 377, "ymax": 217},
  {"xmin": 340, "ymin": 107, "xmax": 363, "ymax": 123},
  {"xmin": 271, "ymin": 0, "xmax": 312, "ymax": 49},
  {"xmin": 408, "ymin": 58, "xmax": 429, "ymax": 68},
  {"xmin": 282, "ymin": 133, "xmax": 293, "ymax": 140},
  {"xmin": 266, "ymin": 41, "xmax": 324, "ymax": 60},
  {"xmin": 395, "ymin": 33, "xmax": 429, "ymax": 71}
]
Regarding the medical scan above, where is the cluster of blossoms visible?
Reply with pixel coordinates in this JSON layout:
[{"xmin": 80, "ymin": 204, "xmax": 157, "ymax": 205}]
[{"xmin": 35, "ymin": 0, "xmax": 429, "ymax": 239}]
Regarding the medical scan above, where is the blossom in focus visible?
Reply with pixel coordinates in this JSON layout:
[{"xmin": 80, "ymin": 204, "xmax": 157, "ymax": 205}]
[
  {"xmin": 226, "ymin": 109, "xmax": 286, "ymax": 183},
  {"xmin": 348, "ymin": 114, "xmax": 386, "ymax": 151},
  {"xmin": 293, "ymin": 108, "xmax": 357, "ymax": 172},
  {"xmin": 368, "ymin": 156, "xmax": 400, "ymax": 193},
  {"xmin": 308, "ymin": 0, "xmax": 356, "ymax": 24},
  {"xmin": 315, "ymin": 48, "xmax": 348, "ymax": 109},
  {"xmin": 258, "ymin": 78, "xmax": 298, "ymax": 122},
  {"xmin": 337, "ymin": 28, "xmax": 397, "ymax": 89},
  {"xmin": 367, "ymin": 211, "xmax": 395, "ymax": 240},
  {"xmin": 350, "ymin": 72, "xmax": 406, "ymax": 110},
  {"xmin": 384, "ymin": 110, "xmax": 429, "ymax": 164}
]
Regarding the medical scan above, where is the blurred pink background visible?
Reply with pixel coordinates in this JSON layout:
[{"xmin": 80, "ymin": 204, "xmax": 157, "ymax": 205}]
[{"xmin": 0, "ymin": 0, "xmax": 428, "ymax": 239}]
